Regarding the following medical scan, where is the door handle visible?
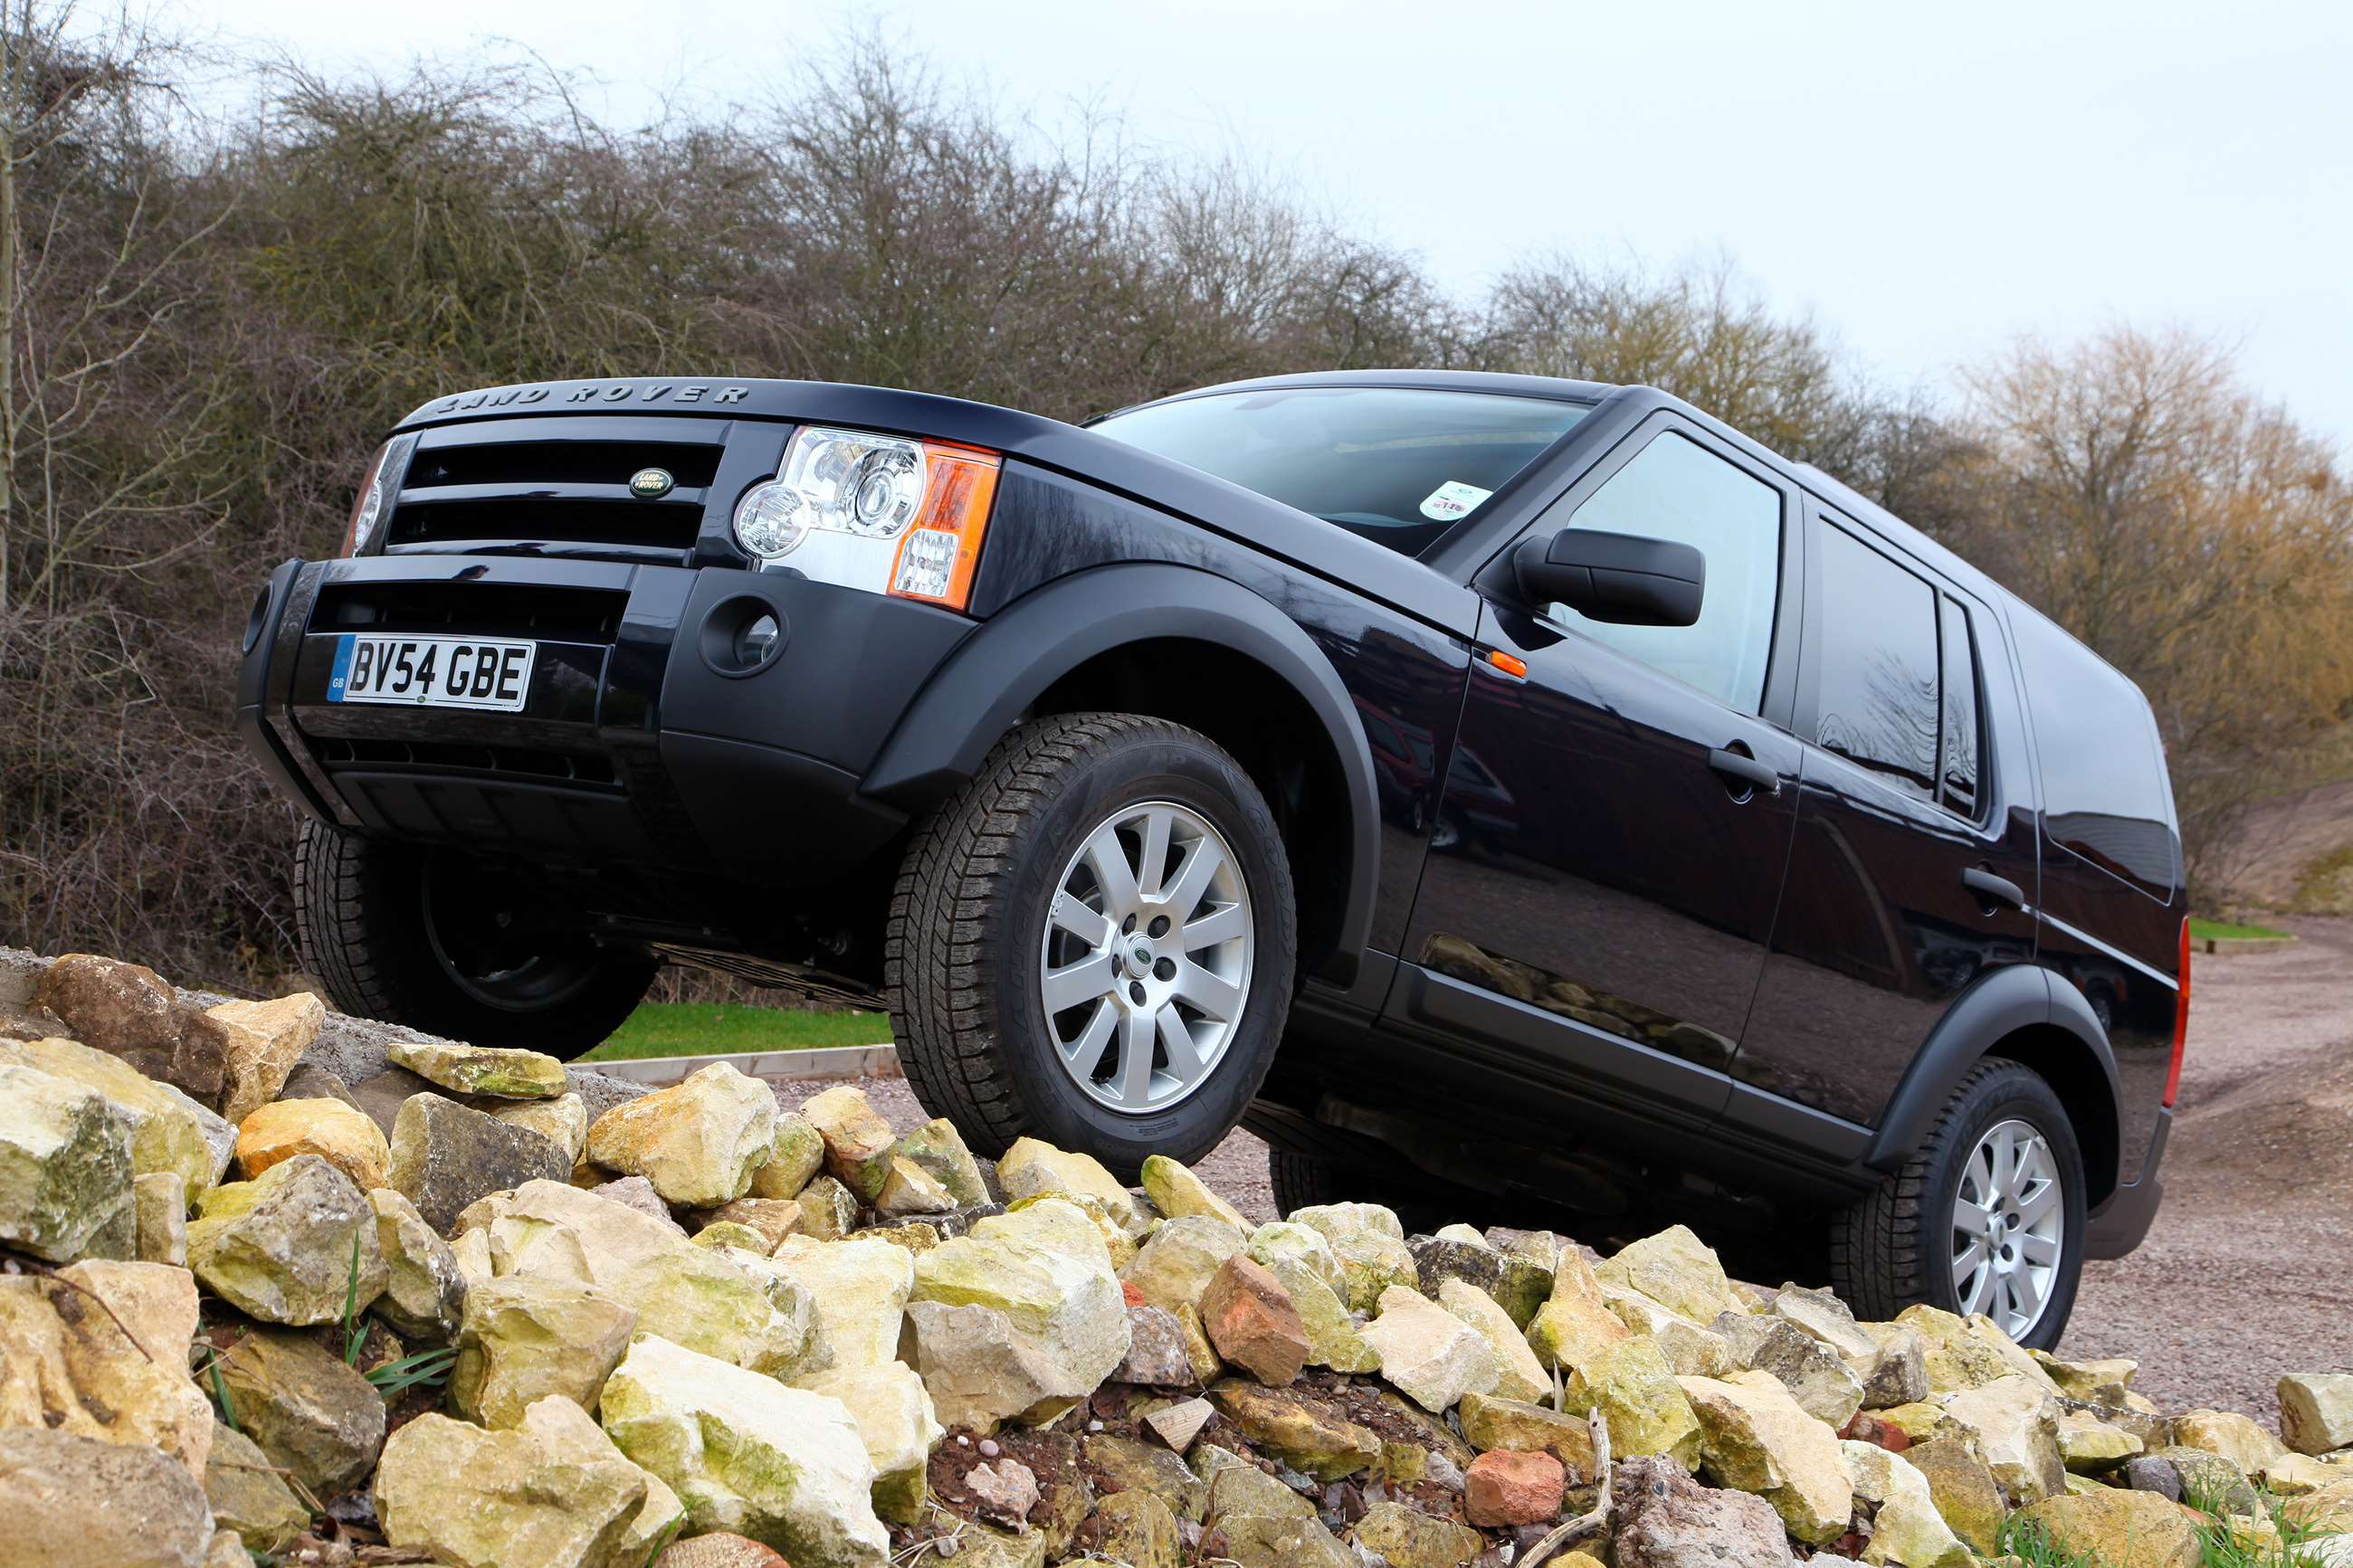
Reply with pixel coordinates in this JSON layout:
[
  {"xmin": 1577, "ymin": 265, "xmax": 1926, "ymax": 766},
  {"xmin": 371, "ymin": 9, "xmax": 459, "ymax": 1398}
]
[
  {"xmin": 1962, "ymin": 866, "xmax": 2025, "ymax": 911},
  {"xmin": 1707, "ymin": 746, "xmax": 1781, "ymax": 798}
]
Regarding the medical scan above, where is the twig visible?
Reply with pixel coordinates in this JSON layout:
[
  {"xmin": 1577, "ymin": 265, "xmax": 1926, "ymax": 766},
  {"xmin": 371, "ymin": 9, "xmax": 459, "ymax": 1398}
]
[
  {"xmin": 1512, "ymin": 1410, "xmax": 1611, "ymax": 1568},
  {"xmin": 1, "ymin": 1246, "xmax": 162, "ymax": 1366}
]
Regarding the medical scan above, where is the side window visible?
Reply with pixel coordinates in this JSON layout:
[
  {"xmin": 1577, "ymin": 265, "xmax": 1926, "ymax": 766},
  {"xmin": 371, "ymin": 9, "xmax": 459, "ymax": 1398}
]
[
  {"xmin": 1939, "ymin": 597, "xmax": 1983, "ymax": 819},
  {"xmin": 1548, "ymin": 431, "xmax": 1781, "ymax": 714},
  {"xmin": 1812, "ymin": 524, "xmax": 1940, "ymax": 803}
]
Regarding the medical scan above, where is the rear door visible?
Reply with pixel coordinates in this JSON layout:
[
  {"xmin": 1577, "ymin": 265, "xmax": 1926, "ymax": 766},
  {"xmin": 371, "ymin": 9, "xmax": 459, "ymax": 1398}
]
[
  {"xmin": 1729, "ymin": 501, "xmax": 2042, "ymax": 1149},
  {"xmin": 1390, "ymin": 415, "xmax": 1804, "ymax": 1126}
]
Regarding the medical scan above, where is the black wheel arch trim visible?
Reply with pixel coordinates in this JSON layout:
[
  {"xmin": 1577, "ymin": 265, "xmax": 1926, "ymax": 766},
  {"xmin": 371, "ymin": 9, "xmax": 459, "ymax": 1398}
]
[
  {"xmin": 1863, "ymin": 962, "xmax": 2126, "ymax": 1200},
  {"xmin": 861, "ymin": 562, "xmax": 1380, "ymax": 986}
]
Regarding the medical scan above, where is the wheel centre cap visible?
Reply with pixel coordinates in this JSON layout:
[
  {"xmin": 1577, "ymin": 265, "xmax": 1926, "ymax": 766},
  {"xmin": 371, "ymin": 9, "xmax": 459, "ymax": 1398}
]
[{"xmin": 1124, "ymin": 939, "xmax": 1156, "ymax": 978}]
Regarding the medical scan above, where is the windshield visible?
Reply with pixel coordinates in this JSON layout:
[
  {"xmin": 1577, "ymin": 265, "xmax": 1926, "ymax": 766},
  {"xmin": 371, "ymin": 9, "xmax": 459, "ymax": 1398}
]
[{"xmin": 1093, "ymin": 386, "xmax": 1588, "ymax": 556}]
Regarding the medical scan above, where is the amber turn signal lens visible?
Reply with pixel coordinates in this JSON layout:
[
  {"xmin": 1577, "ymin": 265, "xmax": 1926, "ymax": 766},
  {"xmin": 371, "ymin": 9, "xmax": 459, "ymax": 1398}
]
[
  {"xmin": 887, "ymin": 442, "xmax": 1001, "ymax": 613},
  {"xmin": 1486, "ymin": 649, "xmax": 1529, "ymax": 679}
]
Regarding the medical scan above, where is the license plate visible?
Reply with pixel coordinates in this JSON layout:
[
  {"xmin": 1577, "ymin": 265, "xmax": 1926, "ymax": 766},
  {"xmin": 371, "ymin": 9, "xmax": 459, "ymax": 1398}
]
[{"xmin": 328, "ymin": 634, "xmax": 536, "ymax": 711}]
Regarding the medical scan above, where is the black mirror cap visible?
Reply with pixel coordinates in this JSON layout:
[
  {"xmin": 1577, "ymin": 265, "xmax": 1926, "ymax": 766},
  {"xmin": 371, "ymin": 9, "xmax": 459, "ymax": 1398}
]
[{"xmin": 1512, "ymin": 527, "xmax": 1706, "ymax": 628}]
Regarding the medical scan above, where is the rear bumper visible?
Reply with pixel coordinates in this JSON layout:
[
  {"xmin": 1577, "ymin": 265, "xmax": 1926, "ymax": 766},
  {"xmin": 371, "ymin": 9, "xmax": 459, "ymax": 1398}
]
[
  {"xmin": 238, "ymin": 555, "xmax": 972, "ymax": 885},
  {"xmin": 2083, "ymin": 1106, "xmax": 2168, "ymax": 1259}
]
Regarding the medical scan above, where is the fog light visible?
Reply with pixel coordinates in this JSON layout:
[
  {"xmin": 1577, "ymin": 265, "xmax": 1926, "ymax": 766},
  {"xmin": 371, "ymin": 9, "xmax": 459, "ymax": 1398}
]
[
  {"xmin": 699, "ymin": 595, "xmax": 787, "ymax": 679},
  {"xmin": 735, "ymin": 613, "xmax": 780, "ymax": 668}
]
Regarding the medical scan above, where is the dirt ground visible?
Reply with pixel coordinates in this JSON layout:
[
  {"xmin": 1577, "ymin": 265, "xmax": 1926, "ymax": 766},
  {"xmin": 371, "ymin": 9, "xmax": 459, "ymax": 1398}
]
[{"xmin": 781, "ymin": 918, "xmax": 2353, "ymax": 1428}]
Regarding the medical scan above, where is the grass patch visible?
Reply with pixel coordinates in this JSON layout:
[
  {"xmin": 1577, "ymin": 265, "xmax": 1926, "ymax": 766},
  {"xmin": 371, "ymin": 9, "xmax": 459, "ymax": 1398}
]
[
  {"xmin": 2188, "ymin": 916, "xmax": 2294, "ymax": 942},
  {"xmin": 582, "ymin": 1003, "xmax": 893, "ymax": 1062}
]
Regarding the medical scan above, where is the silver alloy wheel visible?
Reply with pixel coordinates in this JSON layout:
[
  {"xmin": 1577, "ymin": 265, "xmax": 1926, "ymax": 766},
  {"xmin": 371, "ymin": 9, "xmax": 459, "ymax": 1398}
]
[
  {"xmin": 1951, "ymin": 1117, "xmax": 2066, "ymax": 1338},
  {"xmin": 1038, "ymin": 799, "xmax": 1254, "ymax": 1115}
]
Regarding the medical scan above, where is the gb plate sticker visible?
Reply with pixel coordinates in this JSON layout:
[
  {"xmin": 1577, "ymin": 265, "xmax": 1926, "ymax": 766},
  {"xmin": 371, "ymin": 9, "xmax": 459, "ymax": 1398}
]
[{"xmin": 1419, "ymin": 480, "xmax": 1493, "ymax": 521}]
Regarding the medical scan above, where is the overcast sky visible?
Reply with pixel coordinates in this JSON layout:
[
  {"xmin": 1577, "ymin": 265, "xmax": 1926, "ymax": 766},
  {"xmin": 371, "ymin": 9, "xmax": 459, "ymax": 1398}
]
[{"xmin": 177, "ymin": 0, "xmax": 2353, "ymax": 446}]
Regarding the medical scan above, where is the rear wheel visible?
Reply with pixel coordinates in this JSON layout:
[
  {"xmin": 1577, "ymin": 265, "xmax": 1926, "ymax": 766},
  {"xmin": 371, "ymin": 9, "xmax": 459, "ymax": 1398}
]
[
  {"xmin": 1832, "ymin": 1059, "xmax": 2086, "ymax": 1347},
  {"xmin": 887, "ymin": 712, "xmax": 1297, "ymax": 1175},
  {"xmin": 294, "ymin": 817, "xmax": 655, "ymax": 1058}
]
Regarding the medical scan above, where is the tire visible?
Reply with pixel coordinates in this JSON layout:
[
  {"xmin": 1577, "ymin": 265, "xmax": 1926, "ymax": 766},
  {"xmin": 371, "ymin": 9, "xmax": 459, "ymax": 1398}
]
[
  {"xmin": 887, "ymin": 712, "xmax": 1298, "ymax": 1176},
  {"xmin": 293, "ymin": 817, "xmax": 656, "ymax": 1059},
  {"xmin": 1264, "ymin": 1148, "xmax": 1467, "ymax": 1234},
  {"xmin": 1831, "ymin": 1059, "xmax": 2088, "ymax": 1349}
]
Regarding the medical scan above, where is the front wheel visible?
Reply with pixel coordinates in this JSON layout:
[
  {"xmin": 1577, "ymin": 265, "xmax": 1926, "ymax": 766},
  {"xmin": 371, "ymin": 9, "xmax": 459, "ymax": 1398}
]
[
  {"xmin": 293, "ymin": 818, "xmax": 656, "ymax": 1059},
  {"xmin": 1831, "ymin": 1059, "xmax": 2087, "ymax": 1348},
  {"xmin": 887, "ymin": 713, "xmax": 1298, "ymax": 1175}
]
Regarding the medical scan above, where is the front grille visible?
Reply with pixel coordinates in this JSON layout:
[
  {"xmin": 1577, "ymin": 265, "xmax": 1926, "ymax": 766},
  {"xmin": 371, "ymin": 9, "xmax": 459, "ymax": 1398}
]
[
  {"xmin": 314, "ymin": 735, "xmax": 621, "ymax": 788},
  {"xmin": 385, "ymin": 417, "xmax": 731, "ymax": 558},
  {"xmin": 311, "ymin": 581, "xmax": 627, "ymax": 644}
]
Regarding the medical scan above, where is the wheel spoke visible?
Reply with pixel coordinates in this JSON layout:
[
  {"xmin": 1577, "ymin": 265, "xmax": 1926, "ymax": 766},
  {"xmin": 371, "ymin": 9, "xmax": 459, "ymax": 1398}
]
[
  {"xmin": 1049, "ymin": 893, "xmax": 1112, "ymax": 950},
  {"xmin": 1956, "ymin": 1250, "xmax": 1993, "ymax": 1316},
  {"xmin": 1180, "ymin": 903, "xmax": 1246, "ymax": 951},
  {"xmin": 1041, "ymin": 955, "xmax": 1111, "ymax": 1015},
  {"xmin": 1062, "ymin": 1001, "xmax": 1118, "ymax": 1078},
  {"xmin": 1174, "ymin": 960, "xmax": 1243, "ymax": 1022},
  {"xmin": 1156, "ymin": 1003, "xmax": 1205, "ymax": 1080},
  {"xmin": 1083, "ymin": 823, "xmax": 1139, "ymax": 917},
  {"xmin": 2009, "ymin": 1259, "xmax": 2045, "ymax": 1321},
  {"xmin": 1118, "ymin": 1009, "xmax": 1156, "ymax": 1106},
  {"xmin": 1952, "ymin": 1236, "xmax": 1989, "ymax": 1279},
  {"xmin": 2021, "ymin": 1232, "xmax": 2061, "ymax": 1266},
  {"xmin": 1953, "ymin": 1202, "xmax": 1996, "ymax": 1239},
  {"xmin": 1159, "ymin": 833, "xmax": 1224, "ymax": 919},
  {"xmin": 1136, "ymin": 807, "xmax": 1174, "ymax": 899},
  {"xmin": 2015, "ymin": 1182, "xmax": 2059, "ymax": 1231}
]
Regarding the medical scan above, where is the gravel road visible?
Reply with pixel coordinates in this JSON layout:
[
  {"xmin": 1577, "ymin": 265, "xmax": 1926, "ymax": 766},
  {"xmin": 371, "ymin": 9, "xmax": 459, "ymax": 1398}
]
[{"xmin": 777, "ymin": 918, "xmax": 2353, "ymax": 1428}]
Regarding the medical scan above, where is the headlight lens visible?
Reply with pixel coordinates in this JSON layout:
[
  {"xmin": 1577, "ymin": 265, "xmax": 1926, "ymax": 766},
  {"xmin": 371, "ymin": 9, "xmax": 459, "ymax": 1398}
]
[
  {"xmin": 733, "ymin": 425, "xmax": 1000, "ymax": 612},
  {"xmin": 339, "ymin": 433, "xmax": 415, "ymax": 557}
]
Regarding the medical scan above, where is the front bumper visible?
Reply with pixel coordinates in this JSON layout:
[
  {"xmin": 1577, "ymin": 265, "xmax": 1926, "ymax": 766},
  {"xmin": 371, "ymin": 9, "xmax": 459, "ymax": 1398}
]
[{"xmin": 238, "ymin": 555, "xmax": 973, "ymax": 885}]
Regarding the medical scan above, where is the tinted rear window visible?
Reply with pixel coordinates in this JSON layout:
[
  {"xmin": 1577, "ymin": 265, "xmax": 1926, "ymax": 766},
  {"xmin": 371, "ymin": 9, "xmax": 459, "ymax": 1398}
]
[
  {"xmin": 1812, "ymin": 525, "xmax": 1942, "ymax": 803},
  {"xmin": 2009, "ymin": 608, "xmax": 2180, "ymax": 900},
  {"xmin": 1093, "ymin": 386, "xmax": 1587, "ymax": 556}
]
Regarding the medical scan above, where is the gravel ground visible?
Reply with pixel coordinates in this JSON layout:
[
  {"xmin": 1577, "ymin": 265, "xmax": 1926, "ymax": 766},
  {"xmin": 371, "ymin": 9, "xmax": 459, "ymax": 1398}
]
[{"xmin": 776, "ymin": 920, "xmax": 2353, "ymax": 1427}]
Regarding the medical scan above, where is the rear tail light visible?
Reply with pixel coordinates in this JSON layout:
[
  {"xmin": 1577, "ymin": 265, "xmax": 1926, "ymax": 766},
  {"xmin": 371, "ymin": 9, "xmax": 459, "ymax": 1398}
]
[{"xmin": 2162, "ymin": 915, "xmax": 2190, "ymax": 1107}]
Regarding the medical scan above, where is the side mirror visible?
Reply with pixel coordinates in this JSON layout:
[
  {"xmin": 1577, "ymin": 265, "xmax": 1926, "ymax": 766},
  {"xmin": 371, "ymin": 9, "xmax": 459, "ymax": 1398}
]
[{"xmin": 1512, "ymin": 528, "xmax": 1705, "ymax": 627}]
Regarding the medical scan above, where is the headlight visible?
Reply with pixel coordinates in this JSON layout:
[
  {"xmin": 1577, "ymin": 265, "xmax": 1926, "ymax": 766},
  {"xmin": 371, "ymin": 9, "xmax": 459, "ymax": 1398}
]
[
  {"xmin": 732, "ymin": 425, "xmax": 1001, "ymax": 612},
  {"xmin": 338, "ymin": 433, "xmax": 415, "ymax": 558}
]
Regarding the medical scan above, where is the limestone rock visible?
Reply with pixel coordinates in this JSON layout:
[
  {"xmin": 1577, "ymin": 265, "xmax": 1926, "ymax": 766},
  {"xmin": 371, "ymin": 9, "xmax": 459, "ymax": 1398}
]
[
  {"xmin": 1257, "ymin": 1250, "xmax": 1378, "ymax": 1374},
  {"xmin": 1465, "ymin": 1448, "xmax": 1565, "ymax": 1525},
  {"xmin": 803, "ymin": 1085, "xmax": 900, "ymax": 1202},
  {"xmin": 1353, "ymin": 1498, "xmax": 1484, "ymax": 1568},
  {"xmin": 1564, "ymin": 1336, "xmax": 1701, "ymax": 1467},
  {"xmin": 2259, "ymin": 1450, "xmax": 2344, "ymax": 1496},
  {"xmin": 654, "ymin": 1537, "xmax": 792, "ymax": 1568},
  {"xmin": 450, "ymin": 1273, "xmax": 638, "ymax": 1428},
  {"xmin": 1607, "ymin": 1454, "xmax": 1796, "ymax": 1568},
  {"xmin": 186, "ymin": 1153, "xmax": 386, "ymax": 1325},
  {"xmin": 0, "ymin": 1428, "xmax": 216, "ymax": 1568},
  {"xmin": 1678, "ymin": 1369, "xmax": 1854, "ymax": 1545},
  {"xmin": 1841, "ymin": 1440, "xmax": 1972, "ymax": 1568},
  {"xmin": 33, "ymin": 953, "xmax": 229, "ymax": 1103},
  {"xmin": 0, "ymin": 1034, "xmax": 231, "ymax": 1197},
  {"xmin": 1007, "ymin": 1190, "xmax": 1138, "ymax": 1269},
  {"xmin": 586, "ymin": 1063, "xmax": 778, "ymax": 1206},
  {"xmin": 2057, "ymin": 1409, "xmax": 2144, "ymax": 1472},
  {"xmin": 1769, "ymin": 1283, "xmax": 1881, "ymax": 1365},
  {"xmin": 2283, "ymin": 1478, "xmax": 2353, "ymax": 1533},
  {"xmin": 805, "ymin": 1361, "xmax": 943, "ymax": 1524},
  {"xmin": 592, "ymin": 1174, "xmax": 687, "ymax": 1232},
  {"xmin": 1359, "ymin": 1283, "xmax": 1496, "ymax": 1412},
  {"xmin": 1891, "ymin": 1305, "xmax": 2053, "ymax": 1395},
  {"xmin": 601, "ymin": 1333, "xmax": 889, "ymax": 1568},
  {"xmin": 386, "ymin": 1038, "xmax": 567, "ymax": 1098},
  {"xmin": 2173, "ymin": 1407, "xmax": 2287, "ymax": 1473},
  {"xmin": 1900, "ymin": 1435, "xmax": 2005, "ymax": 1555},
  {"xmin": 1245, "ymin": 1220, "xmax": 1347, "ymax": 1297},
  {"xmin": 208, "ymin": 993, "xmax": 326, "ymax": 1125},
  {"xmin": 1437, "ymin": 1278, "xmax": 1547, "ymax": 1402},
  {"xmin": 768, "ymin": 1234, "xmax": 915, "ymax": 1372},
  {"xmin": 2281, "ymin": 1373, "xmax": 2353, "ymax": 1455},
  {"xmin": 234, "ymin": 1097, "xmax": 388, "ymax": 1191},
  {"xmin": 691, "ymin": 1196, "xmax": 804, "ymax": 1250},
  {"xmin": 366, "ymin": 1186, "xmax": 466, "ymax": 1342},
  {"xmin": 389, "ymin": 1091, "xmax": 570, "ymax": 1232},
  {"xmin": 1206, "ymin": 1380, "xmax": 1381, "ymax": 1480},
  {"xmin": 1290, "ymin": 1202, "xmax": 1416, "ymax": 1311},
  {"xmin": 1611, "ymin": 1293, "xmax": 1732, "ymax": 1379},
  {"xmin": 1414, "ymin": 1235, "xmax": 1553, "ymax": 1328},
  {"xmin": 204, "ymin": 1420, "xmax": 310, "ymax": 1553},
  {"xmin": 860, "ymin": 1220, "xmax": 943, "ymax": 1255},
  {"xmin": 1123, "ymin": 1215, "xmax": 1246, "ymax": 1314},
  {"xmin": 798, "ymin": 1174, "xmax": 862, "ymax": 1240},
  {"xmin": 0, "ymin": 1266, "xmax": 212, "ymax": 1477},
  {"xmin": 905, "ymin": 1209, "xmax": 1129, "ymax": 1430},
  {"xmin": 998, "ymin": 1136, "xmax": 1149, "ymax": 1237},
  {"xmin": 1287, "ymin": 1201, "xmax": 1404, "ymax": 1242},
  {"xmin": 1198, "ymin": 1253, "xmax": 1309, "ymax": 1386},
  {"xmin": 490, "ymin": 1091, "xmax": 589, "ymax": 1164},
  {"xmin": 966, "ymin": 1456, "xmax": 1041, "ymax": 1523},
  {"xmin": 749, "ymin": 1111, "xmax": 827, "ymax": 1200},
  {"xmin": 214, "ymin": 1327, "xmax": 387, "ymax": 1496},
  {"xmin": 1090, "ymin": 1429, "xmax": 1210, "ymax": 1518},
  {"xmin": 1089, "ymin": 1487, "xmax": 1182, "ymax": 1568},
  {"xmin": 892, "ymin": 1117, "xmax": 988, "ymax": 1208},
  {"xmin": 875, "ymin": 1155, "xmax": 957, "ymax": 1217},
  {"xmin": 1113, "ymin": 1303, "xmax": 1195, "ymax": 1385},
  {"xmin": 376, "ymin": 1403, "xmax": 681, "ymax": 1568},
  {"xmin": 2132, "ymin": 1444, "xmax": 2261, "ymax": 1516},
  {"xmin": 1713, "ymin": 1310, "xmax": 1864, "ymax": 1429},
  {"xmin": 1457, "ymin": 1392, "xmax": 1601, "ymax": 1484},
  {"xmin": 136, "ymin": 1171, "xmax": 188, "ymax": 1264},
  {"xmin": 1140, "ymin": 1154, "xmax": 1247, "ymax": 1227},
  {"xmin": 1596, "ymin": 1225, "xmax": 1746, "ymax": 1324},
  {"xmin": 1939, "ymin": 1373, "xmax": 2065, "ymax": 1505},
  {"xmin": 1858, "ymin": 1325, "xmax": 1931, "ymax": 1410},
  {"xmin": 2033, "ymin": 1351, "xmax": 2139, "ymax": 1405},
  {"xmin": 694, "ymin": 1221, "xmax": 773, "ymax": 1251},
  {"xmin": 1525, "ymin": 1243, "xmax": 1632, "ymax": 1373},
  {"xmin": 2016, "ymin": 1487, "xmax": 2201, "ymax": 1568},
  {"xmin": 0, "ymin": 1060, "xmax": 136, "ymax": 1261}
]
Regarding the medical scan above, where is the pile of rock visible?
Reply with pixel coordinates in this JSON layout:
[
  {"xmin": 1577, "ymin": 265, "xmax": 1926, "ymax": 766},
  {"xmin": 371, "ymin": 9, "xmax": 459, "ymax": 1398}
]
[{"xmin": 1, "ymin": 947, "xmax": 2349, "ymax": 1568}]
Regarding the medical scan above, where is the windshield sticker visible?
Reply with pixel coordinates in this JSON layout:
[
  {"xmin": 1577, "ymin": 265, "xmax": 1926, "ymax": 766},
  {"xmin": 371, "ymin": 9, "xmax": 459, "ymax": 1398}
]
[{"xmin": 1419, "ymin": 480, "xmax": 1493, "ymax": 522}]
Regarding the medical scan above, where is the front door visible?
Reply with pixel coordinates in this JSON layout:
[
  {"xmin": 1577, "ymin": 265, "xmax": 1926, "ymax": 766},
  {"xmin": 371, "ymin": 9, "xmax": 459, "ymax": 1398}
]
[{"xmin": 1393, "ymin": 418, "xmax": 1805, "ymax": 1125}]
